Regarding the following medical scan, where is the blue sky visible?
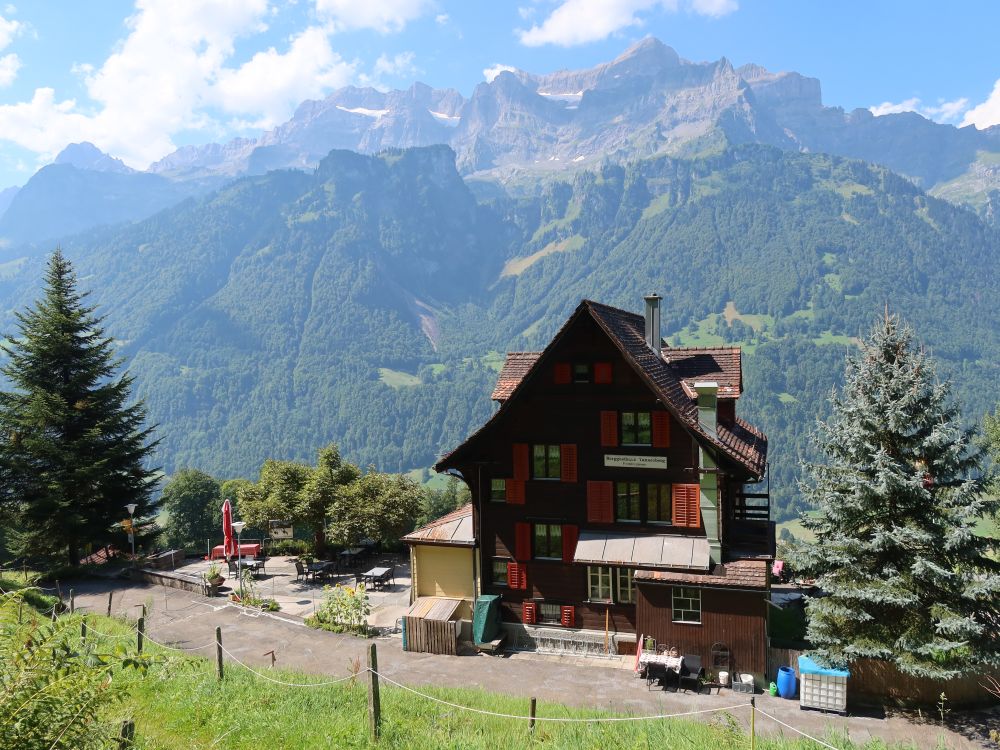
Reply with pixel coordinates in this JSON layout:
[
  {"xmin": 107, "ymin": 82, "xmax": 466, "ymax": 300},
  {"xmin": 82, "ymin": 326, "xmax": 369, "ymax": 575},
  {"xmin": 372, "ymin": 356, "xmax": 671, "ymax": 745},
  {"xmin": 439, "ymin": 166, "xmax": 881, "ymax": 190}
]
[{"xmin": 0, "ymin": 0, "xmax": 997, "ymax": 188}]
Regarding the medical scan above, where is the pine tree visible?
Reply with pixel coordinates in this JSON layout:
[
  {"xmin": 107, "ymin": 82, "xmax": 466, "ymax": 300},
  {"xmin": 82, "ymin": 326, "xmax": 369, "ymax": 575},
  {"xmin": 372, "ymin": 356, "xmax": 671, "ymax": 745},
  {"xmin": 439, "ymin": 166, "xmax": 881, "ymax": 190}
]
[
  {"xmin": 791, "ymin": 312, "xmax": 1000, "ymax": 679},
  {"xmin": 0, "ymin": 251, "xmax": 159, "ymax": 566}
]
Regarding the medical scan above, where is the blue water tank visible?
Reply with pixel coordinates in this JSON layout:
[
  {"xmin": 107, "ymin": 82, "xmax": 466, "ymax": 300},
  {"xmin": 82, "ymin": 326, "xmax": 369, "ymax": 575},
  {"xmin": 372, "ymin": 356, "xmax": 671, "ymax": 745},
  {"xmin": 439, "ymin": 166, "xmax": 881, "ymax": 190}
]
[{"xmin": 776, "ymin": 665, "xmax": 797, "ymax": 699}]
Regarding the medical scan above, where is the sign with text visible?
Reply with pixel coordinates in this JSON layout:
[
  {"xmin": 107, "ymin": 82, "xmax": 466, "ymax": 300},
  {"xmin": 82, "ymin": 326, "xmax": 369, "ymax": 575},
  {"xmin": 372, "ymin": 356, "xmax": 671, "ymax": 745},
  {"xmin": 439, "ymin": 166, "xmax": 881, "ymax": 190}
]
[
  {"xmin": 269, "ymin": 521, "xmax": 293, "ymax": 540},
  {"xmin": 603, "ymin": 454, "xmax": 668, "ymax": 470}
]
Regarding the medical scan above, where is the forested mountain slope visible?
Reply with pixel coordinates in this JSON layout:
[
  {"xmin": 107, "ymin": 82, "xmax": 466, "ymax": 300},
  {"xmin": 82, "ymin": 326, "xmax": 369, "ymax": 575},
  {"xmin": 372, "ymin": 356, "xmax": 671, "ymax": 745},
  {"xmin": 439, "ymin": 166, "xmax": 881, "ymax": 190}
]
[{"xmin": 0, "ymin": 144, "xmax": 996, "ymax": 520}]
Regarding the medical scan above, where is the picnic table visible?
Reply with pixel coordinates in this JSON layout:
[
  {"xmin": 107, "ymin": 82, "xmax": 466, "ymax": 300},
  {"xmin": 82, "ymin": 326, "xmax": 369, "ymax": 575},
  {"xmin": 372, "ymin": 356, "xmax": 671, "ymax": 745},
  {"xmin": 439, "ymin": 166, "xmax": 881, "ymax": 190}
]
[
  {"xmin": 358, "ymin": 566, "xmax": 393, "ymax": 590},
  {"xmin": 210, "ymin": 543, "xmax": 261, "ymax": 560}
]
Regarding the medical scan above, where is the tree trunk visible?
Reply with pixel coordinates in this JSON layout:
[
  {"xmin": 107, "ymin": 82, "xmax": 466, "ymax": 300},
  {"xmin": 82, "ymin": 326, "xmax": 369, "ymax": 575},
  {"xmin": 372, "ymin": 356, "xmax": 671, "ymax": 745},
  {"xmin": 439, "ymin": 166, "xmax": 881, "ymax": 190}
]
[
  {"xmin": 314, "ymin": 528, "xmax": 326, "ymax": 557},
  {"xmin": 68, "ymin": 541, "xmax": 79, "ymax": 567}
]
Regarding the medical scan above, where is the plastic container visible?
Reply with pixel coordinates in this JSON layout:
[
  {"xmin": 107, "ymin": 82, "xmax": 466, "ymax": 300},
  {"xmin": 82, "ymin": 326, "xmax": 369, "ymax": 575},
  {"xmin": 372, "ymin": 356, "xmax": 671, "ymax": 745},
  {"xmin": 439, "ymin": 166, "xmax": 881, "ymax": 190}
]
[
  {"xmin": 740, "ymin": 673, "xmax": 753, "ymax": 684},
  {"xmin": 718, "ymin": 670, "xmax": 729, "ymax": 686},
  {"xmin": 777, "ymin": 666, "xmax": 797, "ymax": 698},
  {"xmin": 768, "ymin": 682, "xmax": 778, "ymax": 696},
  {"xmin": 798, "ymin": 655, "xmax": 849, "ymax": 713}
]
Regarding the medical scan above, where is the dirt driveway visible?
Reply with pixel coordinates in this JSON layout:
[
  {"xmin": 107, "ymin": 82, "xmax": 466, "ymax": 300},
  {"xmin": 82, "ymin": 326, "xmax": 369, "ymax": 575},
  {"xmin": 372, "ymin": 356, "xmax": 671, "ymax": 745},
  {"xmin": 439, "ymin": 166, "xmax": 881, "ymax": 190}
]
[{"xmin": 67, "ymin": 577, "xmax": 997, "ymax": 749}]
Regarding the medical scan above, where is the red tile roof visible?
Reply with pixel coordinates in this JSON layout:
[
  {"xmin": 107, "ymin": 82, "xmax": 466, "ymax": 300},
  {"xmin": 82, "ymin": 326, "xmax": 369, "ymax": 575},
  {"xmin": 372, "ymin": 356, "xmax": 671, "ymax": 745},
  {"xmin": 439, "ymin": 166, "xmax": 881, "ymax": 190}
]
[
  {"xmin": 633, "ymin": 558, "xmax": 769, "ymax": 589},
  {"xmin": 491, "ymin": 352, "xmax": 541, "ymax": 402},
  {"xmin": 666, "ymin": 347, "xmax": 742, "ymax": 399},
  {"xmin": 439, "ymin": 300, "xmax": 768, "ymax": 479}
]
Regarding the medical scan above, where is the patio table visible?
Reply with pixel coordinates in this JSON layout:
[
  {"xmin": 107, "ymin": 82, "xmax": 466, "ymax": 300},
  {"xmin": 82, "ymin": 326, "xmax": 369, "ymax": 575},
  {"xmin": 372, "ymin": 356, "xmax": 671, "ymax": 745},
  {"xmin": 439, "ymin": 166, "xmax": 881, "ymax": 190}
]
[
  {"xmin": 358, "ymin": 566, "xmax": 393, "ymax": 590},
  {"xmin": 637, "ymin": 653, "xmax": 683, "ymax": 672},
  {"xmin": 308, "ymin": 561, "xmax": 336, "ymax": 578},
  {"xmin": 210, "ymin": 543, "xmax": 261, "ymax": 560}
]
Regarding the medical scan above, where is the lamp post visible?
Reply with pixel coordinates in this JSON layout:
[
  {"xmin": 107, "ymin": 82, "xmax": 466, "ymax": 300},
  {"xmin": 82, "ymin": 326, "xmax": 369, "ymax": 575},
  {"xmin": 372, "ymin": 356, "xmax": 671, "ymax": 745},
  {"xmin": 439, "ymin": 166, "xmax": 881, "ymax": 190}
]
[
  {"xmin": 125, "ymin": 504, "xmax": 137, "ymax": 563},
  {"xmin": 232, "ymin": 521, "xmax": 246, "ymax": 601}
]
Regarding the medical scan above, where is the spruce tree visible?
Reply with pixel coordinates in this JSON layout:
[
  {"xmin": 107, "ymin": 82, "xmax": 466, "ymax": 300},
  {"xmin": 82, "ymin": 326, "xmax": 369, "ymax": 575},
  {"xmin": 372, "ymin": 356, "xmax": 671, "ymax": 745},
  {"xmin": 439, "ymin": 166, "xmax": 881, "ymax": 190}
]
[
  {"xmin": 791, "ymin": 312, "xmax": 1000, "ymax": 679},
  {"xmin": 0, "ymin": 251, "xmax": 158, "ymax": 566}
]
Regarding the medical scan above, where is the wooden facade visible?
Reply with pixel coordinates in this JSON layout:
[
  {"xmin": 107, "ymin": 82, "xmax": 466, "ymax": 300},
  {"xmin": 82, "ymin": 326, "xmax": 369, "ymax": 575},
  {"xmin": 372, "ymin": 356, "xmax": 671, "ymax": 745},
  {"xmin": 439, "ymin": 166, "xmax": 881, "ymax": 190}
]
[
  {"xmin": 636, "ymin": 582, "xmax": 768, "ymax": 676},
  {"xmin": 436, "ymin": 298, "xmax": 772, "ymax": 670}
]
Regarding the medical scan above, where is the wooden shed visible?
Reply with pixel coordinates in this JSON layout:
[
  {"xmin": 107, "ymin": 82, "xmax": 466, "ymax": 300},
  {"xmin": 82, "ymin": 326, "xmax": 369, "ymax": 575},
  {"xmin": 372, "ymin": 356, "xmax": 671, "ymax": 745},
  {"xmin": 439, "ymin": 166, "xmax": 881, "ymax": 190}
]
[{"xmin": 403, "ymin": 597, "xmax": 463, "ymax": 655}]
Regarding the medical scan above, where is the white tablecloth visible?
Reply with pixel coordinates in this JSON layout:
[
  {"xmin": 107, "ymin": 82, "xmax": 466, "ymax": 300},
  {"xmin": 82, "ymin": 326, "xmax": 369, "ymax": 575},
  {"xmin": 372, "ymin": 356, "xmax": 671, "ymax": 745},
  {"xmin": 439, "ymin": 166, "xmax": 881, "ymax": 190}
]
[{"xmin": 637, "ymin": 653, "xmax": 683, "ymax": 671}]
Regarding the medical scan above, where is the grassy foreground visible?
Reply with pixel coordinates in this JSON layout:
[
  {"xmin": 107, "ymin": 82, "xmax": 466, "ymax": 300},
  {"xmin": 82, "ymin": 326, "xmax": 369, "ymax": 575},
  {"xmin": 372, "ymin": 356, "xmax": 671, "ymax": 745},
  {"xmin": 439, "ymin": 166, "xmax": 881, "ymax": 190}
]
[{"xmin": 50, "ymin": 618, "xmax": 908, "ymax": 750}]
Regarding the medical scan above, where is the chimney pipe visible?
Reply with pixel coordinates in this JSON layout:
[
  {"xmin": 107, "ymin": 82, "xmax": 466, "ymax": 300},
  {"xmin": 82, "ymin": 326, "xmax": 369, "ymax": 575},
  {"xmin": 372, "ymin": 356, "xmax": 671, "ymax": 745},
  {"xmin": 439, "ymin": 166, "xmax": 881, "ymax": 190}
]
[{"xmin": 644, "ymin": 293, "xmax": 662, "ymax": 356}]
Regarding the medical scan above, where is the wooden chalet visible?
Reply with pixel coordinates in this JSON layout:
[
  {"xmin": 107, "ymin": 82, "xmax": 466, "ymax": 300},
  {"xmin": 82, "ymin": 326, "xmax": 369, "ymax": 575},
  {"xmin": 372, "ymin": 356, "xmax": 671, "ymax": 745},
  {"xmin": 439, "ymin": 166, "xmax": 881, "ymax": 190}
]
[{"xmin": 435, "ymin": 295, "xmax": 773, "ymax": 677}]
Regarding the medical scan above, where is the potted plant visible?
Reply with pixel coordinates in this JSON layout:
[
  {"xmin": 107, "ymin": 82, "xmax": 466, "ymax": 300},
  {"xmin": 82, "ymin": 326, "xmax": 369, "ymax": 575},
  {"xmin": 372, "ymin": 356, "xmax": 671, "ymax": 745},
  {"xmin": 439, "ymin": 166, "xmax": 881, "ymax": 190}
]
[{"xmin": 204, "ymin": 562, "xmax": 225, "ymax": 587}]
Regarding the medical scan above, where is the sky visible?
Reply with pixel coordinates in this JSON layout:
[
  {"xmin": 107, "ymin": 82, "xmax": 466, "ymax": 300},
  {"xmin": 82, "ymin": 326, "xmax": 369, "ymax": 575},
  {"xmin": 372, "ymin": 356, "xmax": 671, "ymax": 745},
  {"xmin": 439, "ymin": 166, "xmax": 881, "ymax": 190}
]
[{"xmin": 0, "ymin": 0, "xmax": 998, "ymax": 189}]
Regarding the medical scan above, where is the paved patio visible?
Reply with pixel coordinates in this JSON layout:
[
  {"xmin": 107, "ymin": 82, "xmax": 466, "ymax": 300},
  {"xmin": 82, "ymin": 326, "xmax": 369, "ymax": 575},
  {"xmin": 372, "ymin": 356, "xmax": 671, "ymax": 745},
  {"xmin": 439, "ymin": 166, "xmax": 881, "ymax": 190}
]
[
  {"xmin": 168, "ymin": 553, "xmax": 411, "ymax": 626},
  {"xmin": 64, "ymin": 573, "xmax": 997, "ymax": 749}
]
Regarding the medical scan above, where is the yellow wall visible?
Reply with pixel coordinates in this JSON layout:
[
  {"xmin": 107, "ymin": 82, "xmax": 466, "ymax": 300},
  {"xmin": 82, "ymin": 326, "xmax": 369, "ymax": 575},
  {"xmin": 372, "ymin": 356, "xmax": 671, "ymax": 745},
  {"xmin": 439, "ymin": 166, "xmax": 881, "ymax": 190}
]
[{"xmin": 413, "ymin": 545, "xmax": 475, "ymax": 618}]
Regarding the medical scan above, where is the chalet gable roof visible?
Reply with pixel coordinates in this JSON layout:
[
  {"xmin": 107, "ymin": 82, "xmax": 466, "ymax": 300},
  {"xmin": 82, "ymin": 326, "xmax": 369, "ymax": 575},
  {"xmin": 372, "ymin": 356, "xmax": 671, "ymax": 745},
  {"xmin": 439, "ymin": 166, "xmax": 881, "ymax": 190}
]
[
  {"xmin": 666, "ymin": 346, "xmax": 742, "ymax": 399},
  {"xmin": 401, "ymin": 503, "xmax": 474, "ymax": 547},
  {"xmin": 438, "ymin": 300, "xmax": 767, "ymax": 478}
]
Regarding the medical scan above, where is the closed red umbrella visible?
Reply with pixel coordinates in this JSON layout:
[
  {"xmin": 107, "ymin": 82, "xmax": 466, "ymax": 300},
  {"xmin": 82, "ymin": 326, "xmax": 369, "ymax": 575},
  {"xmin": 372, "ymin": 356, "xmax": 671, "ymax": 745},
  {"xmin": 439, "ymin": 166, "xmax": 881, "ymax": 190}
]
[{"xmin": 222, "ymin": 499, "xmax": 235, "ymax": 558}]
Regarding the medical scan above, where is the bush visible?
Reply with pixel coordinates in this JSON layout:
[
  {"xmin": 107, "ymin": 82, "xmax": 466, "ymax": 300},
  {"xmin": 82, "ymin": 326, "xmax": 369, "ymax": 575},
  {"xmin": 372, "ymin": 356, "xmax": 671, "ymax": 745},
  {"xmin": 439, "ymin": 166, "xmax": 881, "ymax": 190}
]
[
  {"xmin": 268, "ymin": 539, "xmax": 312, "ymax": 556},
  {"xmin": 305, "ymin": 583, "xmax": 371, "ymax": 636}
]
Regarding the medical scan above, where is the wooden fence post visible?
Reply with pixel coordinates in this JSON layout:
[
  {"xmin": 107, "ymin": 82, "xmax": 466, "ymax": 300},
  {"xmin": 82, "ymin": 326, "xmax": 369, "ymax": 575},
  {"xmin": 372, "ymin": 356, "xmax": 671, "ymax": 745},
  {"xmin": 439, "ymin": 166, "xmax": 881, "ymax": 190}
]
[
  {"xmin": 529, "ymin": 697, "xmax": 536, "ymax": 731},
  {"xmin": 750, "ymin": 696, "xmax": 756, "ymax": 750},
  {"xmin": 107, "ymin": 590, "xmax": 113, "ymax": 618},
  {"xmin": 216, "ymin": 627, "xmax": 224, "ymax": 681},
  {"xmin": 117, "ymin": 720, "xmax": 135, "ymax": 749},
  {"xmin": 69, "ymin": 589, "xmax": 75, "ymax": 614},
  {"xmin": 81, "ymin": 620, "xmax": 87, "ymax": 643},
  {"xmin": 367, "ymin": 642, "xmax": 381, "ymax": 741},
  {"xmin": 137, "ymin": 617, "xmax": 144, "ymax": 654}
]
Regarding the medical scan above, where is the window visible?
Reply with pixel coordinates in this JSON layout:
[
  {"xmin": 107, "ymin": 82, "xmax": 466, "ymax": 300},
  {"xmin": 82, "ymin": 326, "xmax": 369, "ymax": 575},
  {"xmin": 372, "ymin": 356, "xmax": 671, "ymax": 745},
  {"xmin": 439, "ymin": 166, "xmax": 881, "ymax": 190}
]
[
  {"xmin": 573, "ymin": 363, "xmax": 590, "ymax": 383},
  {"xmin": 533, "ymin": 523, "xmax": 562, "ymax": 559},
  {"xmin": 490, "ymin": 479, "xmax": 506, "ymax": 502},
  {"xmin": 492, "ymin": 559, "xmax": 509, "ymax": 586},
  {"xmin": 621, "ymin": 411, "xmax": 652, "ymax": 445},
  {"xmin": 616, "ymin": 568, "xmax": 635, "ymax": 604},
  {"xmin": 615, "ymin": 482, "xmax": 641, "ymax": 522},
  {"xmin": 588, "ymin": 566, "xmax": 613, "ymax": 601},
  {"xmin": 672, "ymin": 587, "xmax": 701, "ymax": 624},
  {"xmin": 532, "ymin": 444, "xmax": 561, "ymax": 479},
  {"xmin": 538, "ymin": 602, "xmax": 561, "ymax": 624},
  {"xmin": 647, "ymin": 483, "xmax": 672, "ymax": 524}
]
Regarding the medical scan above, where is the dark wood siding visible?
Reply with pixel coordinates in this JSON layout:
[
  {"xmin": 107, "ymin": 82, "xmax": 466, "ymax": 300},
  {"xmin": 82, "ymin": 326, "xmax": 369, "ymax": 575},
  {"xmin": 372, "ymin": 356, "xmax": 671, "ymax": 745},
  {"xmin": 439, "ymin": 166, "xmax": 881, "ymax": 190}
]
[{"xmin": 635, "ymin": 582, "xmax": 767, "ymax": 676}]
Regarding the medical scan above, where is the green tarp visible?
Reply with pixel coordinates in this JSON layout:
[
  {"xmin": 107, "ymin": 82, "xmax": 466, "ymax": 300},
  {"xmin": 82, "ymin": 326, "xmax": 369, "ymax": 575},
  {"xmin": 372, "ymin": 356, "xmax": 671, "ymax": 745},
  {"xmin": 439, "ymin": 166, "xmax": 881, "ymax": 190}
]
[{"xmin": 473, "ymin": 595, "xmax": 502, "ymax": 644}]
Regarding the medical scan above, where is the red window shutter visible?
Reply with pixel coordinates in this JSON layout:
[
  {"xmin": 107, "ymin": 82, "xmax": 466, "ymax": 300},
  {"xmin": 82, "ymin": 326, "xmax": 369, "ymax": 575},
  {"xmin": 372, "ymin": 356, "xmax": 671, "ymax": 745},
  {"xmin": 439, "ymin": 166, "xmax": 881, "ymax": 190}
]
[
  {"xmin": 514, "ymin": 522, "xmax": 532, "ymax": 561},
  {"xmin": 512, "ymin": 443, "xmax": 529, "ymax": 480},
  {"xmin": 672, "ymin": 484, "xmax": 701, "ymax": 528},
  {"xmin": 652, "ymin": 411, "xmax": 671, "ymax": 448},
  {"xmin": 560, "ymin": 444, "xmax": 578, "ymax": 483},
  {"xmin": 507, "ymin": 562, "xmax": 527, "ymax": 590},
  {"xmin": 600, "ymin": 411, "xmax": 618, "ymax": 447},
  {"xmin": 505, "ymin": 480, "xmax": 525, "ymax": 505},
  {"xmin": 594, "ymin": 362, "xmax": 613, "ymax": 384},
  {"xmin": 560, "ymin": 605, "xmax": 575, "ymax": 628},
  {"xmin": 561, "ymin": 524, "xmax": 578, "ymax": 563},
  {"xmin": 522, "ymin": 601, "xmax": 537, "ymax": 625},
  {"xmin": 554, "ymin": 362, "xmax": 571, "ymax": 384},
  {"xmin": 587, "ymin": 481, "xmax": 614, "ymax": 523}
]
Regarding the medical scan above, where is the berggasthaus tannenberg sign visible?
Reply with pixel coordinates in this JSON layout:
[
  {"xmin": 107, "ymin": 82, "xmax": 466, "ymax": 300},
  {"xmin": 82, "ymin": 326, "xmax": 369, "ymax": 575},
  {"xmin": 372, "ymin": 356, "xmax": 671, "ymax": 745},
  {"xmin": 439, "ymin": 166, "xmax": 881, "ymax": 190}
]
[{"xmin": 603, "ymin": 454, "xmax": 668, "ymax": 470}]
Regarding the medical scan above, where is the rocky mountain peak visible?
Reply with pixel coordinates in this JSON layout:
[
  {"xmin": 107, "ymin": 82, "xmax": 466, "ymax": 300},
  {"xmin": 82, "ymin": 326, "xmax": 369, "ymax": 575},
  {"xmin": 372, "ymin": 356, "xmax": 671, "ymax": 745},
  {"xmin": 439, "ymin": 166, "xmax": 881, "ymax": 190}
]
[{"xmin": 54, "ymin": 142, "xmax": 134, "ymax": 174}]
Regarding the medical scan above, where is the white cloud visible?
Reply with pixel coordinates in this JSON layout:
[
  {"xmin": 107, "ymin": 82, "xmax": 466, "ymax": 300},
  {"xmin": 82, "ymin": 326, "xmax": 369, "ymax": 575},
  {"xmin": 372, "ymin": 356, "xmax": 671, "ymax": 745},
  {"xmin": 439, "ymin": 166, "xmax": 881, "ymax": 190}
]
[
  {"xmin": 0, "ymin": 0, "xmax": 371, "ymax": 169},
  {"xmin": 215, "ymin": 26, "xmax": 355, "ymax": 129},
  {"xmin": 358, "ymin": 51, "xmax": 420, "ymax": 91},
  {"xmin": 962, "ymin": 78, "xmax": 1000, "ymax": 130},
  {"xmin": 0, "ymin": 9, "xmax": 22, "ymax": 50},
  {"xmin": 435, "ymin": 13, "xmax": 449, "ymax": 25},
  {"xmin": 314, "ymin": 0, "xmax": 431, "ymax": 33},
  {"xmin": 869, "ymin": 96, "xmax": 971, "ymax": 125},
  {"xmin": 483, "ymin": 63, "xmax": 517, "ymax": 83},
  {"xmin": 518, "ymin": 0, "xmax": 737, "ymax": 47},
  {"xmin": 0, "ymin": 52, "xmax": 18, "ymax": 87}
]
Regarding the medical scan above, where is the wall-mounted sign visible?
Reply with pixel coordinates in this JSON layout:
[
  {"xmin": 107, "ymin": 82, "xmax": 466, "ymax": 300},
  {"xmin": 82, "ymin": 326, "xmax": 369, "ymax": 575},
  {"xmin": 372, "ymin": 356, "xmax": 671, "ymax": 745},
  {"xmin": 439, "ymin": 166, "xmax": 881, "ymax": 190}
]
[
  {"xmin": 604, "ymin": 454, "xmax": 668, "ymax": 470},
  {"xmin": 269, "ymin": 520, "xmax": 293, "ymax": 540}
]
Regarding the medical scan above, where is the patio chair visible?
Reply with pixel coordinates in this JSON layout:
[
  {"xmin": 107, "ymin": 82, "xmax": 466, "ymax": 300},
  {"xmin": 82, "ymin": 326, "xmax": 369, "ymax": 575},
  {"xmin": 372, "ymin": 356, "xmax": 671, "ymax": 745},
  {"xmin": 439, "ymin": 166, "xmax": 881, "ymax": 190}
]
[
  {"xmin": 646, "ymin": 662, "xmax": 677, "ymax": 691},
  {"xmin": 294, "ymin": 560, "xmax": 315, "ymax": 582},
  {"xmin": 679, "ymin": 655, "xmax": 705, "ymax": 693},
  {"xmin": 226, "ymin": 558, "xmax": 239, "ymax": 576}
]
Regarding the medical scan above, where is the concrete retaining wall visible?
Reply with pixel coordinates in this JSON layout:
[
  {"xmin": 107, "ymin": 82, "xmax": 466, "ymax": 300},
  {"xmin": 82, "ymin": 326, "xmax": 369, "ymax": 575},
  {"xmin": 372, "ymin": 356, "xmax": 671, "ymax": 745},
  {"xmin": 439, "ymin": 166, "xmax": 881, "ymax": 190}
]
[{"xmin": 130, "ymin": 567, "xmax": 214, "ymax": 596}]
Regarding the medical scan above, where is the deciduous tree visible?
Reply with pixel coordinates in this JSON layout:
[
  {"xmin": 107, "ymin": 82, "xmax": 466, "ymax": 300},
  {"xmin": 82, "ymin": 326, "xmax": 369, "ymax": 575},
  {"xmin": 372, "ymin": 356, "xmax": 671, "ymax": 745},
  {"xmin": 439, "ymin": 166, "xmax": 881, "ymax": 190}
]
[{"xmin": 161, "ymin": 469, "xmax": 221, "ymax": 551}]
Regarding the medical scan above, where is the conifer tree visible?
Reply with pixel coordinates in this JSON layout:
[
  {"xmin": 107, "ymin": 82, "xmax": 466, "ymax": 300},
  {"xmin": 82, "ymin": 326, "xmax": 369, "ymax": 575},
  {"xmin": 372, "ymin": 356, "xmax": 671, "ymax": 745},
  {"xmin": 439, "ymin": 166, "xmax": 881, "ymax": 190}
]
[
  {"xmin": 791, "ymin": 312, "xmax": 1000, "ymax": 679},
  {"xmin": 0, "ymin": 251, "xmax": 158, "ymax": 565}
]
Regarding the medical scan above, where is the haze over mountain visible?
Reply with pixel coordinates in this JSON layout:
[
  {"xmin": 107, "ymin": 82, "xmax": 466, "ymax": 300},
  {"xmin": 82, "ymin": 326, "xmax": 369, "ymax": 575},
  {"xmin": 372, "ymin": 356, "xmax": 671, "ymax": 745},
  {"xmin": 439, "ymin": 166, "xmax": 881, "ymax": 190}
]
[{"xmin": 3, "ymin": 38, "xmax": 998, "ymax": 248}]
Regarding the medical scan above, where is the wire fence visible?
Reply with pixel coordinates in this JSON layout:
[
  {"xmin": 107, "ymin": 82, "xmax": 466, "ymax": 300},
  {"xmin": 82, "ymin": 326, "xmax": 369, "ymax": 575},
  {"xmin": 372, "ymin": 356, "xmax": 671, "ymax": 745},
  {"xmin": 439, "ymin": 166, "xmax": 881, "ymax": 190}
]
[{"xmin": 7, "ymin": 590, "xmax": 851, "ymax": 745}]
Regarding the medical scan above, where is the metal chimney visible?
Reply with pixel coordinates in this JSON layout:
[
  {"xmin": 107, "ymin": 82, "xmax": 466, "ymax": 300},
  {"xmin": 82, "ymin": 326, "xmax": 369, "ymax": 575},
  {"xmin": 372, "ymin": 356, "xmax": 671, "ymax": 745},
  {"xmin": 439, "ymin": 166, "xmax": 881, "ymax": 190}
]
[{"xmin": 644, "ymin": 293, "xmax": 662, "ymax": 356}]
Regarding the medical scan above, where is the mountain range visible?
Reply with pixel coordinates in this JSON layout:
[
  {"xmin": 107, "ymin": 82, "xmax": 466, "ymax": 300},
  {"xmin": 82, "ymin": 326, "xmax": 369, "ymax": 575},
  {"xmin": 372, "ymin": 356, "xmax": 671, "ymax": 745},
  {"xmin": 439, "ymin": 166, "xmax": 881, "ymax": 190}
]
[
  {"xmin": 0, "ymin": 40, "xmax": 998, "ymax": 521},
  {"xmin": 2, "ymin": 38, "xmax": 1000, "ymax": 248}
]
